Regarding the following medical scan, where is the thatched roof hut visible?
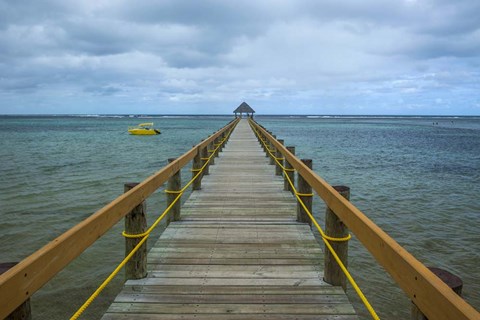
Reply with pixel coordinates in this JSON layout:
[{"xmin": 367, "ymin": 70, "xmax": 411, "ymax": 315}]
[{"xmin": 233, "ymin": 102, "xmax": 255, "ymax": 118}]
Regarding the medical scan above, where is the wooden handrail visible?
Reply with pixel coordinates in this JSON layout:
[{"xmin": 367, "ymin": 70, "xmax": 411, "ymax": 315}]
[
  {"xmin": 249, "ymin": 119, "xmax": 479, "ymax": 320},
  {"xmin": 0, "ymin": 118, "xmax": 239, "ymax": 319}
]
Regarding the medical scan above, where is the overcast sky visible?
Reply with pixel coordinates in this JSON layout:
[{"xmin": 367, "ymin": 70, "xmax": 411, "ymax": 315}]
[{"xmin": 1, "ymin": 0, "xmax": 479, "ymax": 115}]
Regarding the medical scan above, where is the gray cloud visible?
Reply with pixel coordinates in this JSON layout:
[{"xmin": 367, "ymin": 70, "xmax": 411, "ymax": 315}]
[{"xmin": 0, "ymin": 0, "xmax": 479, "ymax": 115}]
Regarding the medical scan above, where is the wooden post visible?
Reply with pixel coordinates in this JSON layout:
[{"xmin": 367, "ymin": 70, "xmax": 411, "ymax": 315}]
[
  {"xmin": 208, "ymin": 140, "xmax": 215, "ymax": 165},
  {"xmin": 411, "ymin": 267, "xmax": 463, "ymax": 319},
  {"xmin": 124, "ymin": 183, "xmax": 147, "ymax": 280},
  {"xmin": 297, "ymin": 159, "xmax": 312, "ymax": 226},
  {"xmin": 269, "ymin": 135, "xmax": 276, "ymax": 165},
  {"xmin": 192, "ymin": 147, "xmax": 202, "ymax": 190},
  {"xmin": 167, "ymin": 158, "xmax": 181, "ymax": 222},
  {"xmin": 284, "ymin": 146, "xmax": 295, "ymax": 193},
  {"xmin": 220, "ymin": 132, "xmax": 226, "ymax": 151},
  {"xmin": 266, "ymin": 131, "xmax": 272, "ymax": 158},
  {"xmin": 275, "ymin": 139, "xmax": 284, "ymax": 176},
  {"xmin": 201, "ymin": 145, "xmax": 209, "ymax": 176},
  {"xmin": 260, "ymin": 133, "xmax": 267, "ymax": 153},
  {"xmin": 324, "ymin": 185, "xmax": 350, "ymax": 291},
  {"xmin": 213, "ymin": 135, "xmax": 221, "ymax": 158},
  {"xmin": 1, "ymin": 263, "xmax": 32, "ymax": 320}
]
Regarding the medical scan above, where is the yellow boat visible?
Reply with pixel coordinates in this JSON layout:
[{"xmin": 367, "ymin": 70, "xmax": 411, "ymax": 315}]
[{"xmin": 128, "ymin": 122, "xmax": 161, "ymax": 135}]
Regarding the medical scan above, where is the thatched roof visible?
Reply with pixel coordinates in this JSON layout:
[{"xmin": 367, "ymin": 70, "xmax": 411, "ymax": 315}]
[{"xmin": 233, "ymin": 102, "xmax": 255, "ymax": 114}]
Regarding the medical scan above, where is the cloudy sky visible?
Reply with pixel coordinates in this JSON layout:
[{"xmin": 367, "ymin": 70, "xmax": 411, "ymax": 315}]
[{"xmin": 1, "ymin": 0, "xmax": 479, "ymax": 115}]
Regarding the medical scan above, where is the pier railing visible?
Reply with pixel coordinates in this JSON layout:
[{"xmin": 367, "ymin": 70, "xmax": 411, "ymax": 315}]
[
  {"xmin": 249, "ymin": 118, "xmax": 479, "ymax": 320},
  {"xmin": 0, "ymin": 118, "xmax": 239, "ymax": 319}
]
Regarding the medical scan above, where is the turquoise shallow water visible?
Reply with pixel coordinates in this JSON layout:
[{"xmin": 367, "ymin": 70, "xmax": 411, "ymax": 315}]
[{"xmin": 0, "ymin": 115, "xmax": 479, "ymax": 319}]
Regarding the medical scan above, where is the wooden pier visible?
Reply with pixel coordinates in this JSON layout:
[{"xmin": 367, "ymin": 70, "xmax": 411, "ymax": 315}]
[
  {"xmin": 102, "ymin": 119, "xmax": 356, "ymax": 319},
  {"xmin": 2, "ymin": 111, "xmax": 478, "ymax": 320}
]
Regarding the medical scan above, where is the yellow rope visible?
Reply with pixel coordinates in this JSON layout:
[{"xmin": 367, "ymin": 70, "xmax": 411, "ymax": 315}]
[
  {"xmin": 191, "ymin": 168, "xmax": 202, "ymax": 172},
  {"xmin": 249, "ymin": 119, "xmax": 379, "ymax": 320},
  {"xmin": 296, "ymin": 192, "xmax": 314, "ymax": 197},
  {"xmin": 70, "ymin": 234, "xmax": 149, "ymax": 320},
  {"xmin": 164, "ymin": 189, "xmax": 182, "ymax": 194},
  {"xmin": 323, "ymin": 233, "xmax": 352, "ymax": 242},
  {"xmin": 71, "ymin": 122, "xmax": 239, "ymax": 319}
]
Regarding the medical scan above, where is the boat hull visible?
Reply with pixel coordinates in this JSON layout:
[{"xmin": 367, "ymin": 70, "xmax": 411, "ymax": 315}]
[{"xmin": 128, "ymin": 128, "xmax": 161, "ymax": 135}]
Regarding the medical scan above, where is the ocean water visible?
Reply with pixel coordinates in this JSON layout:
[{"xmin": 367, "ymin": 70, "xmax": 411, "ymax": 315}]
[{"xmin": 0, "ymin": 115, "xmax": 479, "ymax": 319}]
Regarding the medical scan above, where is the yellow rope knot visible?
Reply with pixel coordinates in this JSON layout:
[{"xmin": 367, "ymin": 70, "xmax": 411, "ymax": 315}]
[
  {"xmin": 283, "ymin": 168, "xmax": 295, "ymax": 172},
  {"xmin": 207, "ymin": 149, "xmax": 215, "ymax": 152},
  {"xmin": 200, "ymin": 157, "xmax": 210, "ymax": 160},
  {"xmin": 275, "ymin": 157, "xmax": 285, "ymax": 161},
  {"xmin": 191, "ymin": 168, "xmax": 202, "ymax": 172}
]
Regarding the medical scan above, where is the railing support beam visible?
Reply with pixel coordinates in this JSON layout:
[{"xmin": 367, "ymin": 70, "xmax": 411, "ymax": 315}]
[
  {"xmin": 269, "ymin": 134, "xmax": 276, "ymax": 165},
  {"xmin": 324, "ymin": 185, "xmax": 350, "ymax": 292},
  {"xmin": 208, "ymin": 140, "xmax": 215, "ymax": 165},
  {"xmin": 192, "ymin": 147, "xmax": 202, "ymax": 190},
  {"xmin": 275, "ymin": 139, "xmax": 284, "ymax": 176},
  {"xmin": 284, "ymin": 146, "xmax": 295, "ymax": 193},
  {"xmin": 0, "ymin": 263, "xmax": 31, "ymax": 320},
  {"xmin": 201, "ymin": 144, "xmax": 209, "ymax": 176},
  {"xmin": 297, "ymin": 159, "xmax": 312, "ymax": 226},
  {"xmin": 124, "ymin": 183, "xmax": 147, "ymax": 280},
  {"xmin": 411, "ymin": 268, "xmax": 463, "ymax": 320},
  {"xmin": 167, "ymin": 158, "xmax": 182, "ymax": 222}
]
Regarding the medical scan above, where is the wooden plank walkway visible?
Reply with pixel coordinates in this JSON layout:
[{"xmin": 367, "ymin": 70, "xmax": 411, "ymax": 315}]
[{"xmin": 103, "ymin": 119, "xmax": 357, "ymax": 319}]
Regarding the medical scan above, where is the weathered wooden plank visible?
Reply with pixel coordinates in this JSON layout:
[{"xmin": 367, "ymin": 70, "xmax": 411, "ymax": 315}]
[
  {"xmin": 148, "ymin": 247, "xmax": 322, "ymax": 254},
  {"xmin": 145, "ymin": 270, "xmax": 323, "ymax": 279},
  {"xmin": 103, "ymin": 314, "xmax": 358, "ymax": 320},
  {"xmin": 125, "ymin": 278, "xmax": 329, "ymax": 286},
  {"xmin": 146, "ymin": 264, "xmax": 322, "ymax": 272},
  {"xmin": 148, "ymin": 252, "xmax": 321, "ymax": 260},
  {"xmin": 145, "ymin": 258, "xmax": 321, "ymax": 265},
  {"xmin": 121, "ymin": 285, "xmax": 345, "ymax": 295},
  {"xmin": 114, "ymin": 293, "xmax": 350, "ymax": 304},
  {"xmin": 106, "ymin": 302, "xmax": 356, "ymax": 314}
]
